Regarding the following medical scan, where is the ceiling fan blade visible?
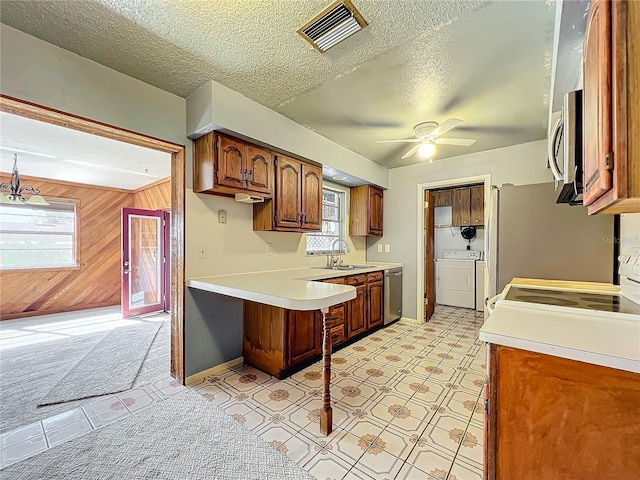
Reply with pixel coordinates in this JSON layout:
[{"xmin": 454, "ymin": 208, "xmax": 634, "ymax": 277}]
[
  {"xmin": 433, "ymin": 137, "xmax": 477, "ymax": 146},
  {"xmin": 430, "ymin": 118, "xmax": 464, "ymax": 138},
  {"xmin": 376, "ymin": 138, "xmax": 421, "ymax": 144},
  {"xmin": 401, "ymin": 144, "xmax": 421, "ymax": 159}
]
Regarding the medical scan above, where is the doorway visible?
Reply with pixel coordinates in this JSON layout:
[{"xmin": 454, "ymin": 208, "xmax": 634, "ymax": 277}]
[
  {"xmin": 417, "ymin": 175, "xmax": 493, "ymax": 323},
  {"xmin": 0, "ymin": 95, "xmax": 186, "ymax": 383}
]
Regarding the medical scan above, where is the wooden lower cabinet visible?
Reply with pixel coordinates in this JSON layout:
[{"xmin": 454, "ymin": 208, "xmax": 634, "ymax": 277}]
[
  {"xmin": 243, "ymin": 271, "xmax": 388, "ymax": 379},
  {"xmin": 346, "ymin": 274, "xmax": 367, "ymax": 338},
  {"xmin": 286, "ymin": 310, "xmax": 321, "ymax": 366},
  {"xmin": 243, "ymin": 301, "xmax": 320, "ymax": 379},
  {"xmin": 485, "ymin": 344, "xmax": 640, "ymax": 479}
]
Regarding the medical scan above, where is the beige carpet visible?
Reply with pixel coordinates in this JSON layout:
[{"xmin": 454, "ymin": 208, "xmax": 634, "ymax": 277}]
[
  {"xmin": 2, "ymin": 389, "xmax": 315, "ymax": 480},
  {"xmin": 38, "ymin": 319, "xmax": 161, "ymax": 406}
]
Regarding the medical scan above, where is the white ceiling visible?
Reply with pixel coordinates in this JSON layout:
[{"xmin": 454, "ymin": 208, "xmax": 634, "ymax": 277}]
[
  {"xmin": 0, "ymin": 112, "xmax": 171, "ymax": 191},
  {"xmin": 0, "ymin": 0, "xmax": 556, "ymax": 169}
]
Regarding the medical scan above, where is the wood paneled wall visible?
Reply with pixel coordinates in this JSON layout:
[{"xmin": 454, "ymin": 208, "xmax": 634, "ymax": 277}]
[
  {"xmin": 0, "ymin": 176, "xmax": 135, "ymax": 320},
  {"xmin": 133, "ymin": 178, "xmax": 170, "ymax": 211}
]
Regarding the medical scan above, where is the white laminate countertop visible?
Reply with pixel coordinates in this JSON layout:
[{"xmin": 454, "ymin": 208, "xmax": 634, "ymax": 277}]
[
  {"xmin": 187, "ymin": 263, "xmax": 402, "ymax": 311},
  {"xmin": 479, "ymin": 301, "xmax": 640, "ymax": 373}
]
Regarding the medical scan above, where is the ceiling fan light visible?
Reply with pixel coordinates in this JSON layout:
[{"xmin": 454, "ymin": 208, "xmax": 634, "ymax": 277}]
[{"xmin": 418, "ymin": 143, "xmax": 436, "ymax": 159}]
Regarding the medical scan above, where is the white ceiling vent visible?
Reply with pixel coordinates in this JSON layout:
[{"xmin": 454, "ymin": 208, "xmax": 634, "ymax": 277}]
[{"xmin": 297, "ymin": 0, "xmax": 368, "ymax": 53}]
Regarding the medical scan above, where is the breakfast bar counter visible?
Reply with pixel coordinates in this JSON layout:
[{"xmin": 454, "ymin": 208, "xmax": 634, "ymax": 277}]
[{"xmin": 187, "ymin": 263, "xmax": 402, "ymax": 435}]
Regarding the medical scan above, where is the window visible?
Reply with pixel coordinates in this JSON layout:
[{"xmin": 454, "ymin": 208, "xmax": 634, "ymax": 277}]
[
  {"xmin": 0, "ymin": 199, "xmax": 77, "ymax": 270},
  {"xmin": 306, "ymin": 188, "xmax": 347, "ymax": 255}
]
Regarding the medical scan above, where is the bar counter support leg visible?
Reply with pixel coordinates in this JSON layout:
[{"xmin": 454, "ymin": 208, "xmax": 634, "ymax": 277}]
[{"xmin": 319, "ymin": 306, "xmax": 333, "ymax": 435}]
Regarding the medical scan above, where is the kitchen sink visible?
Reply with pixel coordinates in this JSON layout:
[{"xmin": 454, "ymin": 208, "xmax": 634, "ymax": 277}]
[{"xmin": 312, "ymin": 264, "xmax": 374, "ymax": 270}]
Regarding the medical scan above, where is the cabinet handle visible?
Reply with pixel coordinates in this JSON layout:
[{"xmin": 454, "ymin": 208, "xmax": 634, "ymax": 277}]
[
  {"xmin": 302, "ymin": 212, "xmax": 307, "ymax": 225},
  {"xmin": 239, "ymin": 169, "xmax": 246, "ymax": 183},
  {"xmin": 248, "ymin": 170, "xmax": 253, "ymax": 184}
]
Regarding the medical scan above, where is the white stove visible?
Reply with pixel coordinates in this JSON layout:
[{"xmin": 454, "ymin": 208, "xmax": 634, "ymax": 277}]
[{"xmin": 480, "ymin": 250, "xmax": 640, "ymax": 373}]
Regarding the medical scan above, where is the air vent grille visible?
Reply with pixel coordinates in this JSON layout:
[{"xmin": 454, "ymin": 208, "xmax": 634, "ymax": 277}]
[{"xmin": 297, "ymin": 0, "xmax": 368, "ymax": 53}]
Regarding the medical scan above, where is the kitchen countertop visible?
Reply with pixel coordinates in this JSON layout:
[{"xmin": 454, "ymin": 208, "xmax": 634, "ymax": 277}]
[
  {"xmin": 480, "ymin": 282, "xmax": 640, "ymax": 373},
  {"xmin": 187, "ymin": 262, "xmax": 402, "ymax": 311}
]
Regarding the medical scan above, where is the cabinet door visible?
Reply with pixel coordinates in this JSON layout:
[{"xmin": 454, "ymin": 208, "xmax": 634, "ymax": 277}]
[
  {"xmin": 367, "ymin": 281, "xmax": 383, "ymax": 329},
  {"xmin": 301, "ymin": 163, "xmax": 323, "ymax": 230},
  {"xmin": 276, "ymin": 156, "xmax": 302, "ymax": 229},
  {"xmin": 433, "ymin": 190, "xmax": 452, "ymax": 207},
  {"xmin": 347, "ymin": 285, "xmax": 367, "ymax": 338},
  {"xmin": 582, "ymin": 0, "xmax": 613, "ymax": 206},
  {"xmin": 286, "ymin": 310, "xmax": 321, "ymax": 367},
  {"xmin": 217, "ymin": 135, "xmax": 246, "ymax": 189},
  {"xmin": 368, "ymin": 186, "xmax": 384, "ymax": 235},
  {"xmin": 469, "ymin": 185, "xmax": 484, "ymax": 226},
  {"xmin": 452, "ymin": 188, "xmax": 471, "ymax": 226},
  {"xmin": 246, "ymin": 146, "xmax": 273, "ymax": 195}
]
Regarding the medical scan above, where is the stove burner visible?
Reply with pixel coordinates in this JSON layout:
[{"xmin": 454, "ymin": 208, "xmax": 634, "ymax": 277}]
[
  {"xmin": 515, "ymin": 295, "xmax": 580, "ymax": 307},
  {"xmin": 581, "ymin": 296, "xmax": 620, "ymax": 304}
]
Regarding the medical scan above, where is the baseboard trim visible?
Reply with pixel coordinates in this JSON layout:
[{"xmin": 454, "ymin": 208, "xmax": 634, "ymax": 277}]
[
  {"xmin": 186, "ymin": 357, "xmax": 244, "ymax": 387},
  {"xmin": 398, "ymin": 316, "xmax": 419, "ymax": 324}
]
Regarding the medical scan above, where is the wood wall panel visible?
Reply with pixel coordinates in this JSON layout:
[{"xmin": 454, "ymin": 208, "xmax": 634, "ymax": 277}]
[
  {"xmin": 0, "ymin": 175, "xmax": 132, "ymax": 319},
  {"xmin": 133, "ymin": 178, "xmax": 171, "ymax": 211}
]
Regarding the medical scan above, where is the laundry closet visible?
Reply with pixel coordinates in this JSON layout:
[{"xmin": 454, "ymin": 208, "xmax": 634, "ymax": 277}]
[{"xmin": 432, "ymin": 185, "xmax": 485, "ymax": 311}]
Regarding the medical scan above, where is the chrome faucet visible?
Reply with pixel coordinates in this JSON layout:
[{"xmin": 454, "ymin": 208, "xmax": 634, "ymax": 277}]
[{"xmin": 330, "ymin": 238, "xmax": 349, "ymax": 268}]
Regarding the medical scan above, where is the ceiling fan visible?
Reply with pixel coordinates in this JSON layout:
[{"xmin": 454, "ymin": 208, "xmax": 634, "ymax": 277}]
[{"xmin": 376, "ymin": 119, "xmax": 477, "ymax": 159}]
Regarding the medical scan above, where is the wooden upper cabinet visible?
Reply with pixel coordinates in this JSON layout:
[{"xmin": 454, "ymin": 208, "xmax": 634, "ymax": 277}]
[
  {"xmin": 433, "ymin": 190, "xmax": 452, "ymax": 207},
  {"xmin": 255, "ymin": 155, "xmax": 322, "ymax": 232},
  {"xmin": 451, "ymin": 186, "xmax": 484, "ymax": 227},
  {"xmin": 452, "ymin": 188, "xmax": 471, "ymax": 227},
  {"xmin": 350, "ymin": 185, "xmax": 384, "ymax": 236},
  {"xmin": 301, "ymin": 163, "xmax": 322, "ymax": 230},
  {"xmin": 583, "ymin": 0, "xmax": 613, "ymax": 207},
  {"xmin": 217, "ymin": 135, "xmax": 246, "ymax": 189},
  {"xmin": 469, "ymin": 185, "xmax": 484, "ymax": 226},
  {"xmin": 192, "ymin": 132, "xmax": 274, "ymax": 197},
  {"xmin": 246, "ymin": 145, "xmax": 273, "ymax": 194},
  {"xmin": 275, "ymin": 156, "xmax": 302, "ymax": 229},
  {"xmin": 583, "ymin": 0, "xmax": 640, "ymax": 214}
]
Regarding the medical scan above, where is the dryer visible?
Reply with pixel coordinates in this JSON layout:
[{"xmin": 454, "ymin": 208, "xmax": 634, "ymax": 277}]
[{"xmin": 435, "ymin": 251, "xmax": 481, "ymax": 309}]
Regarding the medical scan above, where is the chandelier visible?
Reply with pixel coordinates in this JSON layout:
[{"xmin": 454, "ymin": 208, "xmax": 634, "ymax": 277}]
[{"xmin": 0, "ymin": 153, "xmax": 49, "ymax": 205}]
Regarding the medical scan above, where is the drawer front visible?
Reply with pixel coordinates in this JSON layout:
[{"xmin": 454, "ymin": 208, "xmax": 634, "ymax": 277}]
[
  {"xmin": 328, "ymin": 304, "xmax": 345, "ymax": 326},
  {"xmin": 324, "ymin": 277, "xmax": 346, "ymax": 285},
  {"xmin": 346, "ymin": 274, "xmax": 366, "ymax": 286},
  {"xmin": 330, "ymin": 324, "xmax": 345, "ymax": 345},
  {"xmin": 367, "ymin": 271, "xmax": 383, "ymax": 283}
]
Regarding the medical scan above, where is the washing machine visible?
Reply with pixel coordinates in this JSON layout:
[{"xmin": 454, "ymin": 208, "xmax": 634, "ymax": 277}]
[{"xmin": 435, "ymin": 250, "xmax": 482, "ymax": 309}]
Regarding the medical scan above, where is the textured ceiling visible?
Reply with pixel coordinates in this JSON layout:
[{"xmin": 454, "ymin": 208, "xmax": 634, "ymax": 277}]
[
  {"xmin": 0, "ymin": 0, "xmax": 555, "ymax": 169},
  {"xmin": 0, "ymin": 112, "xmax": 171, "ymax": 190}
]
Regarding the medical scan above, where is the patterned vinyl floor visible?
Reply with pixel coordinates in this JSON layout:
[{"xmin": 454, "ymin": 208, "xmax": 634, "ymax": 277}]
[
  {"xmin": 192, "ymin": 305, "xmax": 486, "ymax": 480},
  {"xmin": 1, "ymin": 305, "xmax": 485, "ymax": 479}
]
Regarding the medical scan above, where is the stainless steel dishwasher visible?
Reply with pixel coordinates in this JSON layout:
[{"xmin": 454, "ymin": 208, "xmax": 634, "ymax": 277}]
[{"xmin": 384, "ymin": 268, "xmax": 402, "ymax": 325}]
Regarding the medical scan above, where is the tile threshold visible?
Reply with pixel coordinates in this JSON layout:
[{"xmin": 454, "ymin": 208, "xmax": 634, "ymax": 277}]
[{"xmin": 0, "ymin": 376, "xmax": 186, "ymax": 470}]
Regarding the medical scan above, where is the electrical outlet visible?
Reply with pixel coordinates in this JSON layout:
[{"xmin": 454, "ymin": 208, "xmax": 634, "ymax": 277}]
[
  {"xmin": 267, "ymin": 243, "xmax": 274, "ymax": 256},
  {"xmin": 198, "ymin": 244, "xmax": 207, "ymax": 259},
  {"xmin": 384, "ymin": 244, "xmax": 391, "ymax": 253},
  {"xmin": 218, "ymin": 209, "xmax": 227, "ymax": 224},
  {"xmin": 377, "ymin": 244, "xmax": 383, "ymax": 253}
]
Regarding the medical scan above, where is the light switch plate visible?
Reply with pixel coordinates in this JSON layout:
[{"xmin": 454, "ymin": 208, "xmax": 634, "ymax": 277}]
[
  {"xmin": 267, "ymin": 243, "xmax": 274, "ymax": 256},
  {"xmin": 384, "ymin": 244, "xmax": 391, "ymax": 253},
  {"xmin": 218, "ymin": 210, "xmax": 227, "ymax": 224},
  {"xmin": 377, "ymin": 244, "xmax": 383, "ymax": 253},
  {"xmin": 198, "ymin": 245, "xmax": 207, "ymax": 259}
]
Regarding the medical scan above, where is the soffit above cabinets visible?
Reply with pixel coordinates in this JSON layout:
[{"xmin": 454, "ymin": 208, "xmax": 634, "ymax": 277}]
[{"xmin": 0, "ymin": 0, "xmax": 555, "ymax": 169}]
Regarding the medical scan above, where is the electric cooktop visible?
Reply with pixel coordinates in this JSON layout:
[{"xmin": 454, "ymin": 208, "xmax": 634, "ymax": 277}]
[{"xmin": 504, "ymin": 287, "xmax": 640, "ymax": 315}]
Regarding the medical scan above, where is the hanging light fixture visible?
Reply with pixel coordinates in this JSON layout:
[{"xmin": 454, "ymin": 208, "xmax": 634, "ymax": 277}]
[{"xmin": 0, "ymin": 153, "xmax": 49, "ymax": 205}]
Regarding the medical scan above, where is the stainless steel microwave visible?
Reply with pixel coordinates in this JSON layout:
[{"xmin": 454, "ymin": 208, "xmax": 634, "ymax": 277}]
[{"xmin": 548, "ymin": 90, "xmax": 583, "ymax": 205}]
